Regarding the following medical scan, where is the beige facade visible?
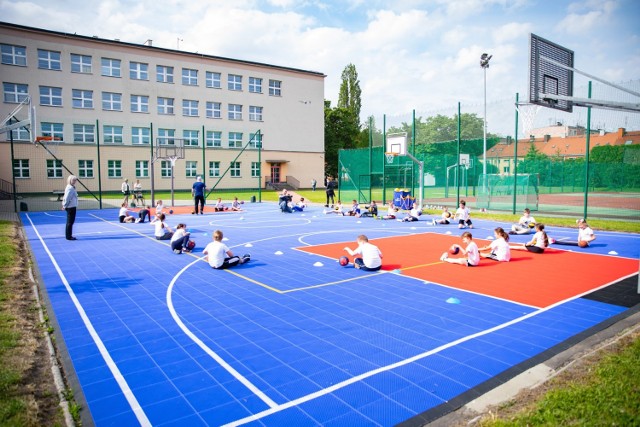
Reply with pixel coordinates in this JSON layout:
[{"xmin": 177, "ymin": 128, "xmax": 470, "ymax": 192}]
[{"xmin": 1, "ymin": 22, "xmax": 325, "ymax": 194}]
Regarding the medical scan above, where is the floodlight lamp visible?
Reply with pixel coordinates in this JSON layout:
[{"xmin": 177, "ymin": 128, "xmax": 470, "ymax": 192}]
[{"xmin": 480, "ymin": 53, "xmax": 492, "ymax": 68}]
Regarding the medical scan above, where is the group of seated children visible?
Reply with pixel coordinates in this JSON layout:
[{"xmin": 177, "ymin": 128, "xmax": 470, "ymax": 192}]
[{"xmin": 279, "ymin": 189, "xmax": 307, "ymax": 213}]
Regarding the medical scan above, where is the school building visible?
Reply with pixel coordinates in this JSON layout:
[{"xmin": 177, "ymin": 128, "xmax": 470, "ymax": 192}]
[{"xmin": 0, "ymin": 22, "xmax": 326, "ymax": 197}]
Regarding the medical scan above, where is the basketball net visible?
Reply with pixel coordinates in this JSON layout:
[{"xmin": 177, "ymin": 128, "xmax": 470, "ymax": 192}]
[
  {"xmin": 516, "ymin": 103, "xmax": 541, "ymax": 141},
  {"xmin": 385, "ymin": 152, "xmax": 397, "ymax": 164},
  {"xmin": 35, "ymin": 136, "xmax": 62, "ymax": 158}
]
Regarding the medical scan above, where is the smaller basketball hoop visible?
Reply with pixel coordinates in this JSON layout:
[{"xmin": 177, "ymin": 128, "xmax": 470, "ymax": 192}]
[
  {"xmin": 35, "ymin": 135, "xmax": 63, "ymax": 157},
  {"xmin": 385, "ymin": 152, "xmax": 398, "ymax": 164}
]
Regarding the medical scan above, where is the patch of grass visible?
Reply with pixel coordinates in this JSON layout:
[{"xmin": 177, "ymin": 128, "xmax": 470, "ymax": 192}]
[{"xmin": 480, "ymin": 333, "xmax": 640, "ymax": 426}]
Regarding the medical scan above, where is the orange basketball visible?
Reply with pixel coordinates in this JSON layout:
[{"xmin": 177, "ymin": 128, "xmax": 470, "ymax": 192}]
[
  {"xmin": 339, "ymin": 256, "xmax": 349, "ymax": 266},
  {"xmin": 449, "ymin": 245, "xmax": 460, "ymax": 255},
  {"xmin": 578, "ymin": 240, "xmax": 588, "ymax": 248}
]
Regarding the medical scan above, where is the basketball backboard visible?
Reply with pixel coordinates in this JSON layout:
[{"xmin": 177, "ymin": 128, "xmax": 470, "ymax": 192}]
[
  {"xmin": 529, "ymin": 33, "xmax": 574, "ymax": 113},
  {"xmin": 386, "ymin": 133, "xmax": 407, "ymax": 155}
]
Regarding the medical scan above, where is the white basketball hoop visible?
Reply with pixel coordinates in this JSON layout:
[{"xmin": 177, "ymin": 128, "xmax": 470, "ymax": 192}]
[{"xmin": 515, "ymin": 103, "xmax": 541, "ymax": 140}]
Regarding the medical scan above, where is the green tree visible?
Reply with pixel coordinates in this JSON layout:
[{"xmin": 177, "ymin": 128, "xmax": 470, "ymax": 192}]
[
  {"xmin": 324, "ymin": 101, "xmax": 359, "ymax": 178},
  {"xmin": 338, "ymin": 63, "xmax": 362, "ymax": 124}
]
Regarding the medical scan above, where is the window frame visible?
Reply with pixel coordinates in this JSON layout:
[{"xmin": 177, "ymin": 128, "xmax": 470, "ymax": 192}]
[
  {"xmin": 249, "ymin": 77, "xmax": 263, "ymax": 93},
  {"xmin": 101, "ymin": 57, "xmax": 122, "ymax": 77},
  {"xmin": 39, "ymin": 86, "xmax": 63, "ymax": 106},
  {"xmin": 156, "ymin": 65, "xmax": 174, "ymax": 83},
  {"xmin": 182, "ymin": 68, "xmax": 198, "ymax": 86},
  {"xmin": 129, "ymin": 61, "xmax": 149, "ymax": 80},
  {"xmin": 73, "ymin": 124, "xmax": 95, "ymax": 143},
  {"xmin": 269, "ymin": 79, "xmax": 282, "ymax": 96},
  {"xmin": 1, "ymin": 44, "xmax": 27, "ymax": 66},
  {"xmin": 102, "ymin": 92, "xmax": 123, "ymax": 111},
  {"xmin": 3, "ymin": 82, "xmax": 29, "ymax": 103},
  {"xmin": 38, "ymin": 49, "xmax": 62, "ymax": 70},
  {"xmin": 206, "ymin": 71, "xmax": 221, "ymax": 88},
  {"xmin": 72, "ymin": 89, "xmax": 94, "ymax": 109},
  {"xmin": 71, "ymin": 53, "xmax": 92, "ymax": 73},
  {"xmin": 131, "ymin": 94, "xmax": 150, "ymax": 113},
  {"xmin": 228, "ymin": 74, "xmax": 242, "ymax": 91}
]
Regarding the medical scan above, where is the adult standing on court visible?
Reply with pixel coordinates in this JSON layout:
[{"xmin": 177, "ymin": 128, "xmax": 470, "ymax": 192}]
[
  {"xmin": 121, "ymin": 178, "xmax": 130, "ymax": 205},
  {"xmin": 311, "ymin": 178, "xmax": 317, "ymax": 191},
  {"xmin": 325, "ymin": 176, "xmax": 337, "ymax": 207},
  {"xmin": 192, "ymin": 176, "xmax": 207, "ymax": 215},
  {"xmin": 62, "ymin": 175, "xmax": 78, "ymax": 240}
]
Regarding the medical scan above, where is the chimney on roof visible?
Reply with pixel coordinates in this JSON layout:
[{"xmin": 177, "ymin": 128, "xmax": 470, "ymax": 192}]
[
  {"xmin": 544, "ymin": 135, "xmax": 551, "ymax": 142},
  {"xmin": 144, "ymin": 39, "xmax": 153, "ymax": 46},
  {"xmin": 618, "ymin": 128, "xmax": 626, "ymax": 137}
]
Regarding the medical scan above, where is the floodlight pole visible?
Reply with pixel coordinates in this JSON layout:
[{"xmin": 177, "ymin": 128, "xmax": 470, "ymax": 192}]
[{"xmin": 480, "ymin": 53, "xmax": 492, "ymax": 191}]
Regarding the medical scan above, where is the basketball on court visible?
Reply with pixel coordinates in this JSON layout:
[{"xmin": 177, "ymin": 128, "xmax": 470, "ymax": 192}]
[
  {"xmin": 339, "ymin": 256, "xmax": 349, "ymax": 266},
  {"xmin": 169, "ymin": 209, "xmax": 173, "ymax": 214},
  {"xmin": 449, "ymin": 245, "xmax": 460, "ymax": 255}
]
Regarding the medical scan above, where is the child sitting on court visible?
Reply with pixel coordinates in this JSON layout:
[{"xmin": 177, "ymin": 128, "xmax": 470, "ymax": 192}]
[
  {"xmin": 510, "ymin": 208, "xmax": 536, "ymax": 235},
  {"xmin": 359, "ymin": 200, "xmax": 378, "ymax": 218},
  {"xmin": 550, "ymin": 218, "xmax": 596, "ymax": 247},
  {"xmin": 440, "ymin": 231, "xmax": 480, "ymax": 266},
  {"xmin": 230, "ymin": 197, "xmax": 243, "ymax": 211},
  {"xmin": 346, "ymin": 200, "xmax": 361, "ymax": 216},
  {"xmin": 324, "ymin": 200, "xmax": 344, "ymax": 215},
  {"xmin": 214, "ymin": 197, "xmax": 229, "ymax": 212},
  {"xmin": 510, "ymin": 223, "xmax": 548, "ymax": 254},
  {"xmin": 170, "ymin": 223, "xmax": 192, "ymax": 254},
  {"xmin": 292, "ymin": 197, "xmax": 307, "ymax": 212},
  {"xmin": 479, "ymin": 227, "xmax": 511, "ymax": 261},
  {"xmin": 432, "ymin": 206, "xmax": 452, "ymax": 225},
  {"xmin": 379, "ymin": 201, "xmax": 398, "ymax": 220},
  {"xmin": 343, "ymin": 234, "xmax": 382, "ymax": 271},
  {"xmin": 400, "ymin": 202, "xmax": 421, "ymax": 222},
  {"xmin": 150, "ymin": 213, "xmax": 173, "ymax": 240},
  {"xmin": 203, "ymin": 230, "xmax": 250, "ymax": 269},
  {"xmin": 119, "ymin": 203, "xmax": 135, "ymax": 223},
  {"xmin": 155, "ymin": 199, "xmax": 165, "ymax": 217},
  {"xmin": 454, "ymin": 200, "xmax": 473, "ymax": 229}
]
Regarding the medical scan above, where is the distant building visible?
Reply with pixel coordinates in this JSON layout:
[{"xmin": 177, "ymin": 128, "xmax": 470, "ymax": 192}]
[
  {"xmin": 486, "ymin": 128, "xmax": 639, "ymax": 175},
  {"xmin": 0, "ymin": 22, "xmax": 326, "ymax": 194}
]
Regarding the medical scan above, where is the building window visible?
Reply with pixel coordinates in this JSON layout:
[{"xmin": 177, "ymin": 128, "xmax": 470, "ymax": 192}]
[
  {"xmin": 107, "ymin": 160, "xmax": 122, "ymax": 178},
  {"xmin": 132, "ymin": 127, "xmax": 150, "ymax": 145},
  {"xmin": 131, "ymin": 95, "xmax": 149, "ymax": 113},
  {"xmin": 104, "ymin": 125, "xmax": 123, "ymax": 144},
  {"xmin": 13, "ymin": 159, "xmax": 30, "ymax": 178},
  {"xmin": 206, "ymin": 101, "xmax": 221, "ymax": 119},
  {"xmin": 1, "ymin": 44, "xmax": 27, "ymax": 66},
  {"xmin": 102, "ymin": 92, "xmax": 122, "ymax": 111},
  {"xmin": 249, "ymin": 77, "xmax": 262, "ymax": 93},
  {"xmin": 182, "ymin": 68, "xmax": 198, "ymax": 85},
  {"xmin": 185, "ymin": 161, "xmax": 197, "ymax": 178},
  {"xmin": 160, "ymin": 160, "xmax": 172, "ymax": 178},
  {"xmin": 157, "ymin": 65, "xmax": 174, "ymax": 83},
  {"xmin": 182, "ymin": 99, "xmax": 199, "ymax": 117},
  {"xmin": 158, "ymin": 97, "xmax": 174, "ymax": 115},
  {"xmin": 206, "ymin": 71, "xmax": 221, "ymax": 88},
  {"xmin": 158, "ymin": 128, "xmax": 175, "ymax": 145},
  {"xmin": 228, "ymin": 74, "xmax": 242, "ymax": 91},
  {"xmin": 135, "ymin": 160, "xmax": 149, "ymax": 178},
  {"xmin": 230, "ymin": 161, "xmax": 241, "ymax": 177},
  {"xmin": 249, "ymin": 106, "xmax": 263, "ymax": 122},
  {"xmin": 129, "ymin": 61, "xmax": 149, "ymax": 80},
  {"xmin": 73, "ymin": 124, "xmax": 95, "ymax": 143},
  {"xmin": 78, "ymin": 160, "xmax": 94, "ymax": 178},
  {"xmin": 39, "ymin": 86, "xmax": 63, "ymax": 106},
  {"xmin": 183, "ymin": 130, "xmax": 199, "ymax": 146},
  {"xmin": 206, "ymin": 131, "xmax": 222, "ymax": 147},
  {"xmin": 249, "ymin": 132, "xmax": 263, "ymax": 149},
  {"xmin": 269, "ymin": 79, "xmax": 282, "ymax": 96},
  {"xmin": 38, "ymin": 49, "xmax": 61, "ymax": 70},
  {"xmin": 251, "ymin": 162, "xmax": 260, "ymax": 178},
  {"xmin": 46, "ymin": 159, "xmax": 63, "ymax": 178},
  {"xmin": 10, "ymin": 127, "xmax": 30, "ymax": 141},
  {"xmin": 101, "ymin": 58, "xmax": 121, "ymax": 77},
  {"xmin": 3, "ymin": 82, "xmax": 28, "ymax": 103},
  {"xmin": 41, "ymin": 122, "xmax": 64, "ymax": 140},
  {"xmin": 228, "ymin": 104, "xmax": 242, "ymax": 120},
  {"xmin": 72, "ymin": 89, "xmax": 93, "ymax": 109},
  {"xmin": 228, "ymin": 132, "xmax": 242, "ymax": 148},
  {"xmin": 208, "ymin": 161, "xmax": 220, "ymax": 177},
  {"xmin": 71, "ymin": 54, "xmax": 92, "ymax": 73}
]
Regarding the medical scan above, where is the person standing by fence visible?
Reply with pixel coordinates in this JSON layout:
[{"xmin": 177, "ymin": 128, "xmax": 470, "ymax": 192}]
[
  {"xmin": 325, "ymin": 176, "xmax": 336, "ymax": 207},
  {"xmin": 192, "ymin": 176, "xmax": 207, "ymax": 215},
  {"xmin": 62, "ymin": 175, "xmax": 78, "ymax": 241}
]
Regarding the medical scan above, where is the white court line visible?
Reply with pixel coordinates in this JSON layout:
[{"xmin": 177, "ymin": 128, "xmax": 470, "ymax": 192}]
[
  {"xmin": 221, "ymin": 270, "xmax": 639, "ymax": 427},
  {"xmin": 25, "ymin": 214, "xmax": 152, "ymax": 427},
  {"xmin": 165, "ymin": 259, "xmax": 279, "ymax": 409}
]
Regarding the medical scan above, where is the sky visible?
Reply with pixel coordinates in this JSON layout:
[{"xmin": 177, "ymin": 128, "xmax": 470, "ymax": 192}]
[{"xmin": 2, "ymin": 0, "xmax": 640, "ymax": 135}]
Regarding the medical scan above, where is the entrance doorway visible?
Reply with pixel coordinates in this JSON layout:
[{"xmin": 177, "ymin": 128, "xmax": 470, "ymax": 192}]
[{"xmin": 270, "ymin": 163, "xmax": 281, "ymax": 184}]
